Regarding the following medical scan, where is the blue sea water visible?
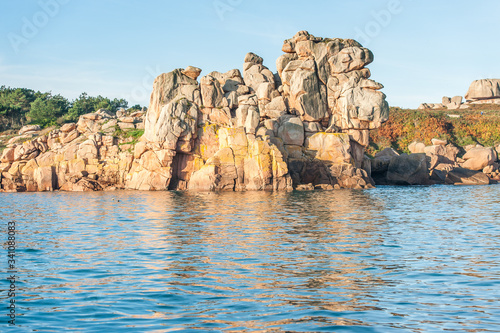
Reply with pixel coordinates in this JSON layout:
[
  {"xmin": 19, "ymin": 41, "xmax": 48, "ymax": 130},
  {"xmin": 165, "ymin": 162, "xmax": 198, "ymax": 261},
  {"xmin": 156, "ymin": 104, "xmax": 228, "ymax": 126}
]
[{"xmin": 1, "ymin": 185, "xmax": 500, "ymax": 332}]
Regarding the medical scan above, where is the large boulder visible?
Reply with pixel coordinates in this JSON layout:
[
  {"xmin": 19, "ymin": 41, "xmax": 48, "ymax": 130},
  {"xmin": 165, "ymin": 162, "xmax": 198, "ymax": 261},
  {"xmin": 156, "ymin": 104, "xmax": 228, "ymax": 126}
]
[
  {"xmin": 77, "ymin": 140, "xmax": 99, "ymax": 160},
  {"xmin": 288, "ymin": 59, "xmax": 328, "ymax": 122},
  {"xmin": 329, "ymin": 47, "xmax": 373, "ymax": 74},
  {"xmin": 181, "ymin": 66, "xmax": 202, "ymax": 80},
  {"xmin": 305, "ymin": 133, "xmax": 351, "ymax": 164},
  {"xmin": 242, "ymin": 52, "xmax": 275, "ymax": 92},
  {"xmin": 34, "ymin": 166, "xmax": 56, "ymax": 191},
  {"xmin": 60, "ymin": 123, "xmax": 77, "ymax": 133},
  {"xmin": 144, "ymin": 69, "xmax": 201, "ymax": 144},
  {"xmin": 200, "ymin": 75, "xmax": 228, "ymax": 108},
  {"xmin": 19, "ymin": 125, "xmax": 41, "ymax": 135},
  {"xmin": 372, "ymin": 148, "xmax": 399, "ymax": 174},
  {"xmin": 244, "ymin": 106, "xmax": 260, "ymax": 135},
  {"xmin": 330, "ymin": 81, "xmax": 389, "ymax": 131},
  {"xmin": 386, "ymin": 153, "xmax": 429, "ymax": 185},
  {"xmin": 145, "ymin": 97, "xmax": 198, "ymax": 152},
  {"xmin": 461, "ymin": 147, "xmax": 497, "ymax": 171},
  {"xmin": 409, "ymin": 141, "xmax": 426, "ymax": 154},
  {"xmin": 424, "ymin": 143, "xmax": 459, "ymax": 170},
  {"xmin": 465, "ymin": 79, "xmax": 500, "ymax": 101},
  {"xmin": 278, "ymin": 116, "xmax": 304, "ymax": 146},
  {"xmin": 187, "ymin": 165, "xmax": 220, "ymax": 191},
  {"xmin": 1, "ymin": 147, "xmax": 16, "ymax": 163},
  {"xmin": 264, "ymin": 96, "xmax": 288, "ymax": 118}
]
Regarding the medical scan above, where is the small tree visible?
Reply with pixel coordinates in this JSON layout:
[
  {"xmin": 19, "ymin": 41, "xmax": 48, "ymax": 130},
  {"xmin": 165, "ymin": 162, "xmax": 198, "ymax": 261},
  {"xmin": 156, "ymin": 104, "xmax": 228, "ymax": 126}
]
[
  {"xmin": 26, "ymin": 93, "xmax": 69, "ymax": 126},
  {"xmin": 127, "ymin": 104, "xmax": 142, "ymax": 112},
  {"xmin": 28, "ymin": 98, "xmax": 54, "ymax": 126},
  {"xmin": 66, "ymin": 93, "xmax": 93, "ymax": 121},
  {"xmin": 27, "ymin": 93, "xmax": 69, "ymax": 127},
  {"xmin": 0, "ymin": 86, "xmax": 38, "ymax": 129}
]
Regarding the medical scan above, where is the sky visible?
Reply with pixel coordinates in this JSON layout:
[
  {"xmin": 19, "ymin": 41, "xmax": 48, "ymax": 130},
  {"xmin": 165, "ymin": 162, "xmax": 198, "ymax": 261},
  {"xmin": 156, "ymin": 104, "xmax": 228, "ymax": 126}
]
[{"xmin": 0, "ymin": 0, "xmax": 499, "ymax": 109}]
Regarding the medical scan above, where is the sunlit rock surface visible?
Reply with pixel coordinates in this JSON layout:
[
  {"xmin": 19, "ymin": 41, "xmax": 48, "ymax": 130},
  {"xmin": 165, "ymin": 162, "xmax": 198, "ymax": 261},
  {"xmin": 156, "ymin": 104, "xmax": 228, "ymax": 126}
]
[{"xmin": 1, "ymin": 31, "xmax": 392, "ymax": 192}]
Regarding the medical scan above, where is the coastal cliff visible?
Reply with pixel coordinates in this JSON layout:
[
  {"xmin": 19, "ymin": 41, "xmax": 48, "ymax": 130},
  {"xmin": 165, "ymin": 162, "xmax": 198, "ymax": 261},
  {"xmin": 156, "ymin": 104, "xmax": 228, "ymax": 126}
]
[
  {"xmin": 1, "ymin": 31, "xmax": 499, "ymax": 192},
  {"xmin": 0, "ymin": 31, "xmax": 390, "ymax": 192},
  {"xmin": 127, "ymin": 31, "xmax": 389, "ymax": 191}
]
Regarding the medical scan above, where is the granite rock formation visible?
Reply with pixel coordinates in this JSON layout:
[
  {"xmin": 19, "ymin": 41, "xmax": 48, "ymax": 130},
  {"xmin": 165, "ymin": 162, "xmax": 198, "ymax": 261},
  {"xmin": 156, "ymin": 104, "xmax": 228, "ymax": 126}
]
[
  {"xmin": 127, "ymin": 30, "xmax": 389, "ymax": 191},
  {"xmin": 0, "ymin": 108, "xmax": 145, "ymax": 192},
  {"xmin": 0, "ymin": 31, "xmax": 390, "ymax": 192},
  {"xmin": 2, "ymin": 32, "xmax": 498, "ymax": 192}
]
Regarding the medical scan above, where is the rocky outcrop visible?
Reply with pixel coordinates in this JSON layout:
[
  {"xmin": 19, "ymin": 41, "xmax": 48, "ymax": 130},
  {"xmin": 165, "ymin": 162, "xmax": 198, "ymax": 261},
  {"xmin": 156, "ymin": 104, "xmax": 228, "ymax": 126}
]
[
  {"xmin": 278, "ymin": 32, "xmax": 388, "ymax": 164},
  {"xmin": 371, "ymin": 138, "xmax": 500, "ymax": 186},
  {"xmin": 1, "ymin": 31, "xmax": 390, "ymax": 192},
  {"xmin": 439, "ymin": 96, "xmax": 463, "ymax": 110},
  {"xmin": 428, "ymin": 141, "xmax": 499, "ymax": 184},
  {"xmin": 3, "ymin": 32, "xmax": 498, "ymax": 191},
  {"xmin": 0, "ymin": 108, "xmax": 143, "ymax": 192},
  {"xmin": 125, "ymin": 30, "xmax": 389, "ymax": 191}
]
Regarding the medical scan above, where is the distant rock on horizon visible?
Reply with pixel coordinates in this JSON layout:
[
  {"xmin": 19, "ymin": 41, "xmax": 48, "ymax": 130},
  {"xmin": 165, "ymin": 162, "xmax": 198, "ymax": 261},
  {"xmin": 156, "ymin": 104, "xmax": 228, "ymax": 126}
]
[
  {"xmin": 465, "ymin": 79, "xmax": 500, "ymax": 102},
  {"xmin": 419, "ymin": 78, "xmax": 500, "ymax": 110}
]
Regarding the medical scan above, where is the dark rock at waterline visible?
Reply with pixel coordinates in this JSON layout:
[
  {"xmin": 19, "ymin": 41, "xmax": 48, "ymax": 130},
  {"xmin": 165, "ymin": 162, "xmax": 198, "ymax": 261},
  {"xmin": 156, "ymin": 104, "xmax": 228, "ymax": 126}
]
[
  {"xmin": 445, "ymin": 167, "xmax": 490, "ymax": 185},
  {"xmin": 372, "ymin": 153, "xmax": 430, "ymax": 186}
]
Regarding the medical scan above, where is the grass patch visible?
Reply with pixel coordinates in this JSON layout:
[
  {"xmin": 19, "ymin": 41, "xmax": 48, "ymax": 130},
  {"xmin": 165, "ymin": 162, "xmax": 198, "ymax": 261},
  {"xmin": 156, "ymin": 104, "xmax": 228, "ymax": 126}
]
[
  {"xmin": 123, "ymin": 128, "xmax": 144, "ymax": 140},
  {"xmin": 116, "ymin": 128, "xmax": 145, "ymax": 147}
]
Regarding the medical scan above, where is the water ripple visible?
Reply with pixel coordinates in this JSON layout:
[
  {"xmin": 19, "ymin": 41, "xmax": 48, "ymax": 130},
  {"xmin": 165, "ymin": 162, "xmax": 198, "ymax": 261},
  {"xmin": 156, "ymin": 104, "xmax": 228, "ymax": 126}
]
[{"xmin": 1, "ymin": 186, "xmax": 499, "ymax": 332}]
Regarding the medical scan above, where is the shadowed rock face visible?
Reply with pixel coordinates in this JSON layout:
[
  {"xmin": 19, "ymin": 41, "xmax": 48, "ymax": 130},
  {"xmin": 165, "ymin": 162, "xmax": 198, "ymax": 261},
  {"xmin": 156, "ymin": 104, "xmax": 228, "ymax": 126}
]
[{"xmin": 129, "ymin": 31, "xmax": 389, "ymax": 191}]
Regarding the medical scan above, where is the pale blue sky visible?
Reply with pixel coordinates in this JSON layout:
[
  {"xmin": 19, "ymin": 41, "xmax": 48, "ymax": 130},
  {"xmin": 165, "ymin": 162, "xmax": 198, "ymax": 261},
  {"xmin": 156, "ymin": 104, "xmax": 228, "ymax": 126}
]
[{"xmin": 0, "ymin": 0, "xmax": 499, "ymax": 108}]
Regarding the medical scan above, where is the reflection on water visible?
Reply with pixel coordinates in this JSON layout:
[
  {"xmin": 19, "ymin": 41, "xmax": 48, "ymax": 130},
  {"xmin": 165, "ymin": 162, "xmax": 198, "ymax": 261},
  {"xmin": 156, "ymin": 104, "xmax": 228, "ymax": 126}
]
[{"xmin": 1, "ymin": 186, "xmax": 500, "ymax": 332}]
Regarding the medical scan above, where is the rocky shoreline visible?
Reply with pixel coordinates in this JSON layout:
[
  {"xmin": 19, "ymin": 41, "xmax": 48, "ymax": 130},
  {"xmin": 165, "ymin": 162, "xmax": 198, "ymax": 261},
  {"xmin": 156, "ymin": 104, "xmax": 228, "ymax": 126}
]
[
  {"xmin": 372, "ymin": 142, "xmax": 499, "ymax": 186},
  {"xmin": 1, "ymin": 31, "xmax": 499, "ymax": 192}
]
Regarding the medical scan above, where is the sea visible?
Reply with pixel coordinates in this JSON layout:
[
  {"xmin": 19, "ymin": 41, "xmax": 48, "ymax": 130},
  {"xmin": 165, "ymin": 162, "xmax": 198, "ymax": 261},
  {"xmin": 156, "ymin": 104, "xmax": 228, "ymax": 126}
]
[{"xmin": 1, "ymin": 185, "xmax": 499, "ymax": 332}]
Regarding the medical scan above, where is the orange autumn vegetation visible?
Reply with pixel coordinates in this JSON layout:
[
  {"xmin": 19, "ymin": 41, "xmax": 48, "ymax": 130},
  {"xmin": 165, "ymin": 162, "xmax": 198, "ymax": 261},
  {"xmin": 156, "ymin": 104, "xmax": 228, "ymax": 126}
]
[{"xmin": 368, "ymin": 105, "xmax": 500, "ymax": 156}]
